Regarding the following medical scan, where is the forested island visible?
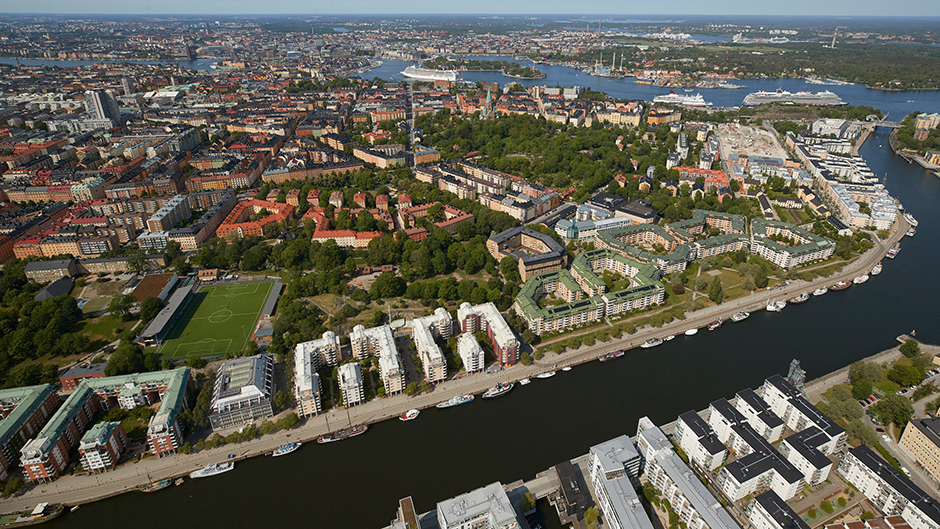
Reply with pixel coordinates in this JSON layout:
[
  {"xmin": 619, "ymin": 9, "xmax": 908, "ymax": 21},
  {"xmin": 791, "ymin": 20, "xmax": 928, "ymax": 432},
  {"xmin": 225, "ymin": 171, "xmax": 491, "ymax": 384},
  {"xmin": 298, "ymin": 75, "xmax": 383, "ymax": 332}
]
[{"xmin": 424, "ymin": 57, "xmax": 545, "ymax": 79}]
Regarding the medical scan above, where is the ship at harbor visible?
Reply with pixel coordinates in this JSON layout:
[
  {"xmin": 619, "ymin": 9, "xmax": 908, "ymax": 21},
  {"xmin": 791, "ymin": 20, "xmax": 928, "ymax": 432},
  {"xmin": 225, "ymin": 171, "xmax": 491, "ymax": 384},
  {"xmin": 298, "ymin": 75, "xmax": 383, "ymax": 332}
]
[
  {"xmin": 482, "ymin": 382, "xmax": 514, "ymax": 399},
  {"xmin": 272, "ymin": 442, "xmax": 301, "ymax": 457},
  {"xmin": 401, "ymin": 65, "xmax": 458, "ymax": 82},
  {"xmin": 436, "ymin": 394, "xmax": 473, "ymax": 409},
  {"xmin": 189, "ymin": 462, "xmax": 234, "ymax": 479},
  {"xmin": 317, "ymin": 424, "xmax": 368, "ymax": 444},
  {"xmin": 598, "ymin": 350, "xmax": 625, "ymax": 363},
  {"xmin": 652, "ymin": 91, "xmax": 712, "ymax": 107},
  {"xmin": 743, "ymin": 89, "xmax": 844, "ymax": 106}
]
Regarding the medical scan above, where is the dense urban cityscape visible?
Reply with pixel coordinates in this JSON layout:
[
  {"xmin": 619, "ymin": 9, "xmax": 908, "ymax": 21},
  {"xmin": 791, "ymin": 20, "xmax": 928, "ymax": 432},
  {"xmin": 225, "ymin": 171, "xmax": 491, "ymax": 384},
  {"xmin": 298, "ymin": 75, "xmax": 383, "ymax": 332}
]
[{"xmin": 0, "ymin": 10, "xmax": 934, "ymax": 529}]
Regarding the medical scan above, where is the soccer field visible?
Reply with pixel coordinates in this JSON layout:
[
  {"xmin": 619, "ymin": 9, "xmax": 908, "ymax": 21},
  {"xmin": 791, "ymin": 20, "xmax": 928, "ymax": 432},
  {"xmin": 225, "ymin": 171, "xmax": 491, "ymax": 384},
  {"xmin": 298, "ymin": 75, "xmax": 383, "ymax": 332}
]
[{"xmin": 157, "ymin": 281, "xmax": 274, "ymax": 360}]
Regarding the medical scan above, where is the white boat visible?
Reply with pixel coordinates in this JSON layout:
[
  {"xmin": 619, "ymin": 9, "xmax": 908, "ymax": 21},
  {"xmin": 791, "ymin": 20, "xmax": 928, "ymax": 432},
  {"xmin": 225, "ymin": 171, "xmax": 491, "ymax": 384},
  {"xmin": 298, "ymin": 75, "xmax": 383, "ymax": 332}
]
[
  {"xmin": 812, "ymin": 288, "xmax": 828, "ymax": 296},
  {"xmin": 519, "ymin": 378, "xmax": 531, "ymax": 385},
  {"xmin": 766, "ymin": 300, "xmax": 786, "ymax": 312},
  {"xmin": 272, "ymin": 442, "xmax": 301, "ymax": 457},
  {"xmin": 904, "ymin": 213, "xmax": 918, "ymax": 227},
  {"xmin": 641, "ymin": 338, "xmax": 664, "ymax": 348},
  {"xmin": 653, "ymin": 91, "xmax": 712, "ymax": 107},
  {"xmin": 906, "ymin": 228, "xmax": 916, "ymax": 237},
  {"xmin": 482, "ymin": 382, "xmax": 514, "ymax": 399},
  {"xmin": 664, "ymin": 335, "xmax": 675, "ymax": 341},
  {"xmin": 854, "ymin": 275, "xmax": 869, "ymax": 284},
  {"xmin": 189, "ymin": 462, "xmax": 234, "ymax": 479},
  {"xmin": 399, "ymin": 409, "xmax": 420, "ymax": 421},
  {"xmin": 561, "ymin": 366, "xmax": 572, "ymax": 372},
  {"xmin": 535, "ymin": 371, "xmax": 556, "ymax": 379},
  {"xmin": 871, "ymin": 263, "xmax": 882, "ymax": 276},
  {"xmin": 743, "ymin": 89, "xmax": 843, "ymax": 106},
  {"xmin": 684, "ymin": 328, "xmax": 698, "ymax": 336},
  {"xmin": 436, "ymin": 394, "xmax": 474, "ymax": 409},
  {"xmin": 401, "ymin": 65, "xmax": 458, "ymax": 82},
  {"xmin": 731, "ymin": 311, "xmax": 749, "ymax": 322}
]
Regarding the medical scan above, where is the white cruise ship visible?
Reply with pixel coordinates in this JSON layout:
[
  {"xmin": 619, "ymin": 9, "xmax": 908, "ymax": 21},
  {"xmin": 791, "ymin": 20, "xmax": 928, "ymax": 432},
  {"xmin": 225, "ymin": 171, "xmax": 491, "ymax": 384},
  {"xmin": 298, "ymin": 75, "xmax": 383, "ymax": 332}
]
[
  {"xmin": 743, "ymin": 89, "xmax": 844, "ymax": 106},
  {"xmin": 401, "ymin": 65, "xmax": 459, "ymax": 82},
  {"xmin": 652, "ymin": 91, "xmax": 712, "ymax": 107}
]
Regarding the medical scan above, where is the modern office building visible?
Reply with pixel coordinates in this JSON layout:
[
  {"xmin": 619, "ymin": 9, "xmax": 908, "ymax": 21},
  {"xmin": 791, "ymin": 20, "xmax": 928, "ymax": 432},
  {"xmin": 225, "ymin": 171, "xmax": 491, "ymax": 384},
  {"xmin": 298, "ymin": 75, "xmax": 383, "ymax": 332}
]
[
  {"xmin": 589, "ymin": 436, "xmax": 653, "ymax": 529},
  {"xmin": 636, "ymin": 418, "xmax": 740, "ymax": 529},
  {"xmin": 457, "ymin": 302, "xmax": 519, "ymax": 366},
  {"xmin": 436, "ymin": 482, "xmax": 520, "ymax": 529},
  {"xmin": 900, "ymin": 418, "xmax": 940, "ymax": 487},
  {"xmin": 78, "ymin": 421, "xmax": 126, "ymax": 474},
  {"xmin": 456, "ymin": 333, "xmax": 485, "ymax": 373},
  {"xmin": 838, "ymin": 446, "xmax": 940, "ymax": 529},
  {"xmin": 350, "ymin": 324, "xmax": 403, "ymax": 395},
  {"xmin": 208, "ymin": 354, "xmax": 274, "ymax": 430},
  {"xmin": 338, "ymin": 363, "xmax": 365, "ymax": 407},
  {"xmin": 747, "ymin": 491, "xmax": 811, "ymax": 529}
]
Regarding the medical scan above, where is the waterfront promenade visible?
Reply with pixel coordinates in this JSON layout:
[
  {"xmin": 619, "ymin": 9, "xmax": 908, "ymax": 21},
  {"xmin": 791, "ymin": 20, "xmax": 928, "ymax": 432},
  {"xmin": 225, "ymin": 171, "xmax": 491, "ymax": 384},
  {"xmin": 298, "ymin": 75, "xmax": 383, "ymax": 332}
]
[{"xmin": 0, "ymin": 216, "xmax": 907, "ymax": 513}]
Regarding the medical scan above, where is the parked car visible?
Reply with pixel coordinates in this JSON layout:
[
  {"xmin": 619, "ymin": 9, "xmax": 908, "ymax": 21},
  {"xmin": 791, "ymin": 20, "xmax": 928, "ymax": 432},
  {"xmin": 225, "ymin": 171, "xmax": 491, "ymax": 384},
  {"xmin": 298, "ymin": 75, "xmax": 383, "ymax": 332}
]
[
  {"xmin": 902, "ymin": 467, "xmax": 911, "ymax": 477},
  {"xmin": 881, "ymin": 434, "xmax": 893, "ymax": 443},
  {"xmin": 869, "ymin": 396, "xmax": 877, "ymax": 403}
]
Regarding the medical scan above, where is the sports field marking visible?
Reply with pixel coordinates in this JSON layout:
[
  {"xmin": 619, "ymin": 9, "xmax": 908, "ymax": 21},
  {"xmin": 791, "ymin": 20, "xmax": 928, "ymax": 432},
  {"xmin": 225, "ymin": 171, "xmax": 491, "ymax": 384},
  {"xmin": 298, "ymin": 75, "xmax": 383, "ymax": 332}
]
[
  {"xmin": 208, "ymin": 310, "xmax": 234, "ymax": 323},
  {"xmin": 169, "ymin": 338, "xmax": 234, "ymax": 359},
  {"xmin": 208, "ymin": 283, "xmax": 260, "ymax": 297}
]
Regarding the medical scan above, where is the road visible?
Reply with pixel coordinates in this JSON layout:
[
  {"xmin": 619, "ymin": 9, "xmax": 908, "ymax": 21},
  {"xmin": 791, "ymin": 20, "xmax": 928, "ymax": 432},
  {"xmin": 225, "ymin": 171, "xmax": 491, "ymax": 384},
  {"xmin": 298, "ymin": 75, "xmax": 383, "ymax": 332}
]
[{"xmin": 0, "ymin": 216, "xmax": 908, "ymax": 513}]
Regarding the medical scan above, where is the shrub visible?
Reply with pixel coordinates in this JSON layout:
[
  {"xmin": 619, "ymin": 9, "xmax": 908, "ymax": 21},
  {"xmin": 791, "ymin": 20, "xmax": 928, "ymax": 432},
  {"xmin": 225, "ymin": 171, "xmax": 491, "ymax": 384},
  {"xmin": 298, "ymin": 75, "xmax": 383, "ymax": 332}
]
[{"xmin": 821, "ymin": 500, "xmax": 833, "ymax": 514}]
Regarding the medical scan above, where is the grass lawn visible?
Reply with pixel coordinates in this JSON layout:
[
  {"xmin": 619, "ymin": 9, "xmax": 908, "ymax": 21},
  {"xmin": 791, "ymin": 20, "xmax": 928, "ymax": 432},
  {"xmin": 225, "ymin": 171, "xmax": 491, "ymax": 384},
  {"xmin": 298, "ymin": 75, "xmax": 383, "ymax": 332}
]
[
  {"xmin": 79, "ymin": 314, "xmax": 139, "ymax": 343},
  {"xmin": 876, "ymin": 380, "xmax": 901, "ymax": 394},
  {"xmin": 80, "ymin": 297, "xmax": 110, "ymax": 314},
  {"xmin": 156, "ymin": 281, "xmax": 274, "ymax": 360}
]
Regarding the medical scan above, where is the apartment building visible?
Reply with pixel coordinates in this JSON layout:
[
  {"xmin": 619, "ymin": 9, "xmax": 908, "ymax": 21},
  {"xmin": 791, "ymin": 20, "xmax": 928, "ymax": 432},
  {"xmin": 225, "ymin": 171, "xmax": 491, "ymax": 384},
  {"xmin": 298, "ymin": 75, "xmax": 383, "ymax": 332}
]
[
  {"xmin": 589, "ymin": 435, "xmax": 653, "ymax": 529},
  {"xmin": 350, "ymin": 325, "xmax": 404, "ymax": 396},
  {"xmin": 338, "ymin": 363, "xmax": 365, "ymax": 407},
  {"xmin": 456, "ymin": 302, "xmax": 519, "ymax": 366},
  {"xmin": 411, "ymin": 308, "xmax": 452, "ymax": 384}
]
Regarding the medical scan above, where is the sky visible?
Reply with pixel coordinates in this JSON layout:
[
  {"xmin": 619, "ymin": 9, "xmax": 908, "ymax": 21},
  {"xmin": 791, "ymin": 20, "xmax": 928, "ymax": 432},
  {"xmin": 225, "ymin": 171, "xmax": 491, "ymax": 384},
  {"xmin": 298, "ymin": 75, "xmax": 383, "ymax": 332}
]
[{"xmin": 0, "ymin": 0, "xmax": 939, "ymax": 16}]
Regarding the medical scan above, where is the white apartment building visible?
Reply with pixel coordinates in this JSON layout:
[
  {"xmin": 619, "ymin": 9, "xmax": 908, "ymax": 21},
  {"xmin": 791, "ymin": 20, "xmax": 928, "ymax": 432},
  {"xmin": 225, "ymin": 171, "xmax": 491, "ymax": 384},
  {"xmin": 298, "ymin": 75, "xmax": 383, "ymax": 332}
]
[
  {"xmin": 412, "ymin": 308, "xmax": 452, "ymax": 384},
  {"xmin": 294, "ymin": 331, "xmax": 339, "ymax": 417},
  {"xmin": 456, "ymin": 333, "xmax": 485, "ymax": 373},
  {"xmin": 636, "ymin": 418, "xmax": 740, "ymax": 529},
  {"xmin": 758, "ymin": 375, "xmax": 846, "ymax": 455},
  {"xmin": 338, "ymin": 362, "xmax": 365, "ymax": 407},
  {"xmin": 747, "ymin": 490, "xmax": 811, "ymax": 529},
  {"xmin": 457, "ymin": 302, "xmax": 520, "ymax": 366},
  {"xmin": 350, "ymin": 324, "xmax": 404, "ymax": 396},
  {"xmin": 589, "ymin": 436, "xmax": 653, "ymax": 529},
  {"xmin": 838, "ymin": 446, "xmax": 940, "ymax": 529},
  {"xmin": 436, "ymin": 482, "xmax": 519, "ymax": 529},
  {"xmin": 735, "ymin": 388, "xmax": 786, "ymax": 443},
  {"xmin": 674, "ymin": 410, "xmax": 728, "ymax": 472},
  {"xmin": 778, "ymin": 427, "xmax": 833, "ymax": 486}
]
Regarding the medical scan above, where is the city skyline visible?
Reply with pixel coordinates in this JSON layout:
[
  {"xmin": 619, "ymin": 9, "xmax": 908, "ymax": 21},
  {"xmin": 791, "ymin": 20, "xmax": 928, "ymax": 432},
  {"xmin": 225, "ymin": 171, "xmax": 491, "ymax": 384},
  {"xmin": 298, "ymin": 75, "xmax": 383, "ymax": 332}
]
[{"xmin": 0, "ymin": 0, "xmax": 939, "ymax": 16}]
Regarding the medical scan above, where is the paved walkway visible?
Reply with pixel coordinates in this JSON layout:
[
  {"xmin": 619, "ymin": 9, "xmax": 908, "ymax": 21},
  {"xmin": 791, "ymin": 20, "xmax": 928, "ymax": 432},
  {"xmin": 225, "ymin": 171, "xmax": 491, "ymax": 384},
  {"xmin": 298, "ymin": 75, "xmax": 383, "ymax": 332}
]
[{"xmin": 0, "ymin": 216, "xmax": 909, "ymax": 514}]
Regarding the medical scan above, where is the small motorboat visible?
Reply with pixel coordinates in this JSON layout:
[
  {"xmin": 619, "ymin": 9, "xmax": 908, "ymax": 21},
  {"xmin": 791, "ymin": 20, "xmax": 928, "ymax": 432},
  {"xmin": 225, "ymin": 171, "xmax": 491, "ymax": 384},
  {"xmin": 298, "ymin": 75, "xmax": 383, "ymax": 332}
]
[
  {"xmin": 813, "ymin": 287, "xmax": 828, "ymax": 296},
  {"xmin": 519, "ymin": 378, "xmax": 531, "ymax": 385},
  {"xmin": 561, "ymin": 366, "xmax": 572, "ymax": 372},
  {"xmin": 664, "ymin": 335, "xmax": 675, "ymax": 341},
  {"xmin": 399, "ymin": 409, "xmax": 420, "ymax": 422},
  {"xmin": 684, "ymin": 328, "xmax": 698, "ymax": 336},
  {"xmin": 853, "ymin": 275, "xmax": 869, "ymax": 284}
]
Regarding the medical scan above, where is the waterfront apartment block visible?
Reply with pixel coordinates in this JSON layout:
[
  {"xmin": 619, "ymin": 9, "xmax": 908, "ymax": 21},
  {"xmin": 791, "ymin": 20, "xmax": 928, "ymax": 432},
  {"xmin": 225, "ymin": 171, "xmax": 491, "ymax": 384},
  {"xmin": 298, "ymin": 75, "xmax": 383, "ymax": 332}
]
[
  {"xmin": 746, "ymin": 491, "xmax": 810, "ymax": 529},
  {"xmin": 899, "ymin": 418, "xmax": 940, "ymax": 487},
  {"xmin": 208, "ymin": 354, "xmax": 274, "ymax": 430},
  {"xmin": 338, "ymin": 363, "xmax": 365, "ymax": 407},
  {"xmin": 735, "ymin": 388, "xmax": 786, "ymax": 443},
  {"xmin": 708, "ymin": 398, "xmax": 748, "ymax": 444},
  {"xmin": 714, "ymin": 420, "xmax": 804, "ymax": 502},
  {"xmin": 294, "ymin": 335, "xmax": 337, "ymax": 417},
  {"xmin": 78, "ymin": 421, "xmax": 126, "ymax": 474},
  {"xmin": 589, "ymin": 436, "xmax": 654, "ymax": 529},
  {"xmin": 457, "ymin": 302, "xmax": 520, "ymax": 366},
  {"xmin": 486, "ymin": 226, "xmax": 567, "ymax": 282},
  {"xmin": 350, "ymin": 324, "xmax": 404, "ymax": 396},
  {"xmin": 777, "ymin": 427, "xmax": 833, "ymax": 486},
  {"xmin": 749, "ymin": 218, "xmax": 835, "ymax": 269},
  {"xmin": 436, "ymin": 482, "xmax": 520, "ymax": 529},
  {"xmin": 636, "ymin": 418, "xmax": 740, "ymax": 529},
  {"xmin": 412, "ymin": 308, "xmax": 452, "ymax": 384},
  {"xmin": 20, "ymin": 368, "xmax": 190, "ymax": 482},
  {"xmin": 456, "ymin": 333, "xmax": 485, "ymax": 374},
  {"xmin": 838, "ymin": 446, "xmax": 940, "ymax": 529},
  {"xmin": 674, "ymin": 410, "xmax": 728, "ymax": 471},
  {"xmin": 0, "ymin": 385, "xmax": 59, "ymax": 480},
  {"xmin": 758, "ymin": 375, "xmax": 846, "ymax": 455}
]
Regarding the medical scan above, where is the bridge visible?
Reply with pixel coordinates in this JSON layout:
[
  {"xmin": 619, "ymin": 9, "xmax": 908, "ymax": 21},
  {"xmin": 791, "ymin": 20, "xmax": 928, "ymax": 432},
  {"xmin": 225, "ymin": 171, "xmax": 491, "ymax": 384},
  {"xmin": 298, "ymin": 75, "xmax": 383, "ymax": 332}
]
[{"xmin": 866, "ymin": 113, "xmax": 900, "ymax": 128}]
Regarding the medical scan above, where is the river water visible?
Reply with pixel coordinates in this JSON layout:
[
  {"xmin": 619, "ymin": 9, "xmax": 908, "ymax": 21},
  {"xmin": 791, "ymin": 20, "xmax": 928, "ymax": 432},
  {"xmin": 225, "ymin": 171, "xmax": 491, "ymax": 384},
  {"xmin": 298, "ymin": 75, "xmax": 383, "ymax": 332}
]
[{"xmin": 36, "ymin": 62, "xmax": 940, "ymax": 528}]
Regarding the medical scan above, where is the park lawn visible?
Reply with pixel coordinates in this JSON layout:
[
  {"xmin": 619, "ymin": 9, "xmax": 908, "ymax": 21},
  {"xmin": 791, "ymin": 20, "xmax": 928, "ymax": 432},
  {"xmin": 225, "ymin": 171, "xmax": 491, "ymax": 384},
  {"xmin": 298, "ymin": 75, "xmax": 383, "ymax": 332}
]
[
  {"xmin": 80, "ymin": 314, "xmax": 139, "ymax": 343},
  {"xmin": 787, "ymin": 208, "xmax": 814, "ymax": 224},
  {"xmin": 876, "ymin": 380, "xmax": 901, "ymax": 394},
  {"xmin": 822, "ymin": 384, "xmax": 853, "ymax": 402},
  {"xmin": 711, "ymin": 269, "xmax": 743, "ymax": 287},
  {"xmin": 80, "ymin": 297, "xmax": 110, "ymax": 314},
  {"xmin": 723, "ymin": 286, "xmax": 752, "ymax": 302},
  {"xmin": 156, "ymin": 281, "xmax": 274, "ymax": 360}
]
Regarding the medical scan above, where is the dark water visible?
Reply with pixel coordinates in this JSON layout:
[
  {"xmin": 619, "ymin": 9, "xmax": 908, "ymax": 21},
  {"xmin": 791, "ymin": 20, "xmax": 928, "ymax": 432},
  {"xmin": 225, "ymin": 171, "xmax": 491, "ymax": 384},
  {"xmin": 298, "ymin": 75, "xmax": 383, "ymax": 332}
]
[{"xmin": 46, "ymin": 71, "xmax": 940, "ymax": 528}]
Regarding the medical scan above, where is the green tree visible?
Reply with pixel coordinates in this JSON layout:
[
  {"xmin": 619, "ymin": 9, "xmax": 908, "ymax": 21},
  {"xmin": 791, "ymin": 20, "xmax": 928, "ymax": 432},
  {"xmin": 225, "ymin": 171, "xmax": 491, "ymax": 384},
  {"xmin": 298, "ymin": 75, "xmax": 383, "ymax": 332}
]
[
  {"xmin": 275, "ymin": 412, "xmax": 300, "ymax": 430},
  {"xmin": 404, "ymin": 382, "xmax": 419, "ymax": 396},
  {"xmin": 108, "ymin": 293, "xmax": 136, "ymax": 320},
  {"xmin": 820, "ymin": 500, "xmax": 833, "ymax": 514},
  {"xmin": 419, "ymin": 380, "xmax": 432, "ymax": 393},
  {"xmin": 520, "ymin": 352, "xmax": 532, "ymax": 365},
  {"xmin": 887, "ymin": 365, "xmax": 925, "ymax": 387},
  {"xmin": 852, "ymin": 379, "xmax": 873, "ymax": 400},
  {"xmin": 584, "ymin": 507, "xmax": 600, "ymax": 529},
  {"xmin": 900, "ymin": 339, "xmax": 921, "ymax": 358},
  {"xmin": 870, "ymin": 394, "xmax": 915, "ymax": 427},
  {"xmin": 259, "ymin": 421, "xmax": 277, "ymax": 434},
  {"xmin": 105, "ymin": 341, "xmax": 153, "ymax": 376},
  {"xmin": 2, "ymin": 477, "xmax": 23, "ymax": 498},
  {"xmin": 708, "ymin": 277, "xmax": 724, "ymax": 304},
  {"xmin": 273, "ymin": 390, "xmax": 295, "ymax": 411},
  {"xmin": 139, "ymin": 296, "xmax": 163, "ymax": 322},
  {"xmin": 849, "ymin": 361, "xmax": 883, "ymax": 385}
]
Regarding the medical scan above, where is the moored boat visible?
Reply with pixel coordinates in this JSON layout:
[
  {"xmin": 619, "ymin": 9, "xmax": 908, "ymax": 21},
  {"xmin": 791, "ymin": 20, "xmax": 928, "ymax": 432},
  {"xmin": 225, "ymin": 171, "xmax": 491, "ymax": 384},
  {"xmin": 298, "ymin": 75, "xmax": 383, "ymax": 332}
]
[
  {"xmin": 599, "ymin": 350, "xmax": 625, "ymax": 363},
  {"xmin": 684, "ymin": 328, "xmax": 698, "ymax": 336},
  {"xmin": 519, "ymin": 378, "xmax": 531, "ymax": 385},
  {"xmin": 317, "ymin": 424, "xmax": 368, "ymax": 443},
  {"xmin": 399, "ymin": 409, "xmax": 420, "ymax": 422},
  {"xmin": 482, "ymin": 382, "xmax": 514, "ymax": 399},
  {"xmin": 664, "ymin": 335, "xmax": 675, "ymax": 341},
  {"xmin": 561, "ymin": 366, "xmax": 572, "ymax": 372},
  {"xmin": 140, "ymin": 478, "xmax": 173, "ymax": 493},
  {"xmin": 871, "ymin": 263, "xmax": 882, "ymax": 276},
  {"xmin": 904, "ymin": 213, "xmax": 918, "ymax": 226},
  {"xmin": 436, "ymin": 394, "xmax": 474, "ymax": 409},
  {"xmin": 886, "ymin": 245, "xmax": 899, "ymax": 259},
  {"xmin": 766, "ymin": 300, "xmax": 786, "ymax": 312},
  {"xmin": 707, "ymin": 320, "xmax": 723, "ymax": 331},
  {"xmin": 788, "ymin": 292, "xmax": 810, "ymax": 304},
  {"xmin": 189, "ymin": 461, "xmax": 234, "ymax": 479},
  {"xmin": 853, "ymin": 275, "xmax": 869, "ymax": 284},
  {"xmin": 272, "ymin": 441, "xmax": 302, "ymax": 456},
  {"xmin": 906, "ymin": 228, "xmax": 916, "ymax": 237},
  {"xmin": 813, "ymin": 287, "xmax": 828, "ymax": 296},
  {"xmin": 535, "ymin": 371, "xmax": 556, "ymax": 379},
  {"xmin": 0, "ymin": 504, "xmax": 66, "ymax": 527},
  {"xmin": 641, "ymin": 338, "xmax": 664, "ymax": 348},
  {"xmin": 731, "ymin": 311, "xmax": 750, "ymax": 322},
  {"xmin": 830, "ymin": 280, "xmax": 851, "ymax": 291}
]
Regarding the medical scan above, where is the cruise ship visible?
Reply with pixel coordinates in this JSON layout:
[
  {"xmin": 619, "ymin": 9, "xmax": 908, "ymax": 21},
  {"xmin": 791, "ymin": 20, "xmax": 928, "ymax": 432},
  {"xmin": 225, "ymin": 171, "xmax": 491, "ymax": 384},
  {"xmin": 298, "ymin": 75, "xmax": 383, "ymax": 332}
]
[
  {"xmin": 401, "ymin": 65, "xmax": 459, "ymax": 82},
  {"xmin": 652, "ymin": 91, "xmax": 712, "ymax": 107},
  {"xmin": 743, "ymin": 89, "xmax": 844, "ymax": 106}
]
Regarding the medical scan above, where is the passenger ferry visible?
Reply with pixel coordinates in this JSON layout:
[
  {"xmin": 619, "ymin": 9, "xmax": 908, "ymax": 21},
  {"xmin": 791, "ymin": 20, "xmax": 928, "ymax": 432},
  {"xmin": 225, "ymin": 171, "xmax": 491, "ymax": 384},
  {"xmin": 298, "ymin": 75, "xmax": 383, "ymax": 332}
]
[{"xmin": 272, "ymin": 442, "xmax": 302, "ymax": 457}]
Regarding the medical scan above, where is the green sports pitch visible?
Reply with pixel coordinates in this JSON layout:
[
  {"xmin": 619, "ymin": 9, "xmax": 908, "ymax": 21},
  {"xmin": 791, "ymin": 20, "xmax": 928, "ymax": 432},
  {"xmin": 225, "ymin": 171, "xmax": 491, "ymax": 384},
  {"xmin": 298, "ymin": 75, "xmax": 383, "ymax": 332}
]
[{"xmin": 157, "ymin": 281, "xmax": 274, "ymax": 360}]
